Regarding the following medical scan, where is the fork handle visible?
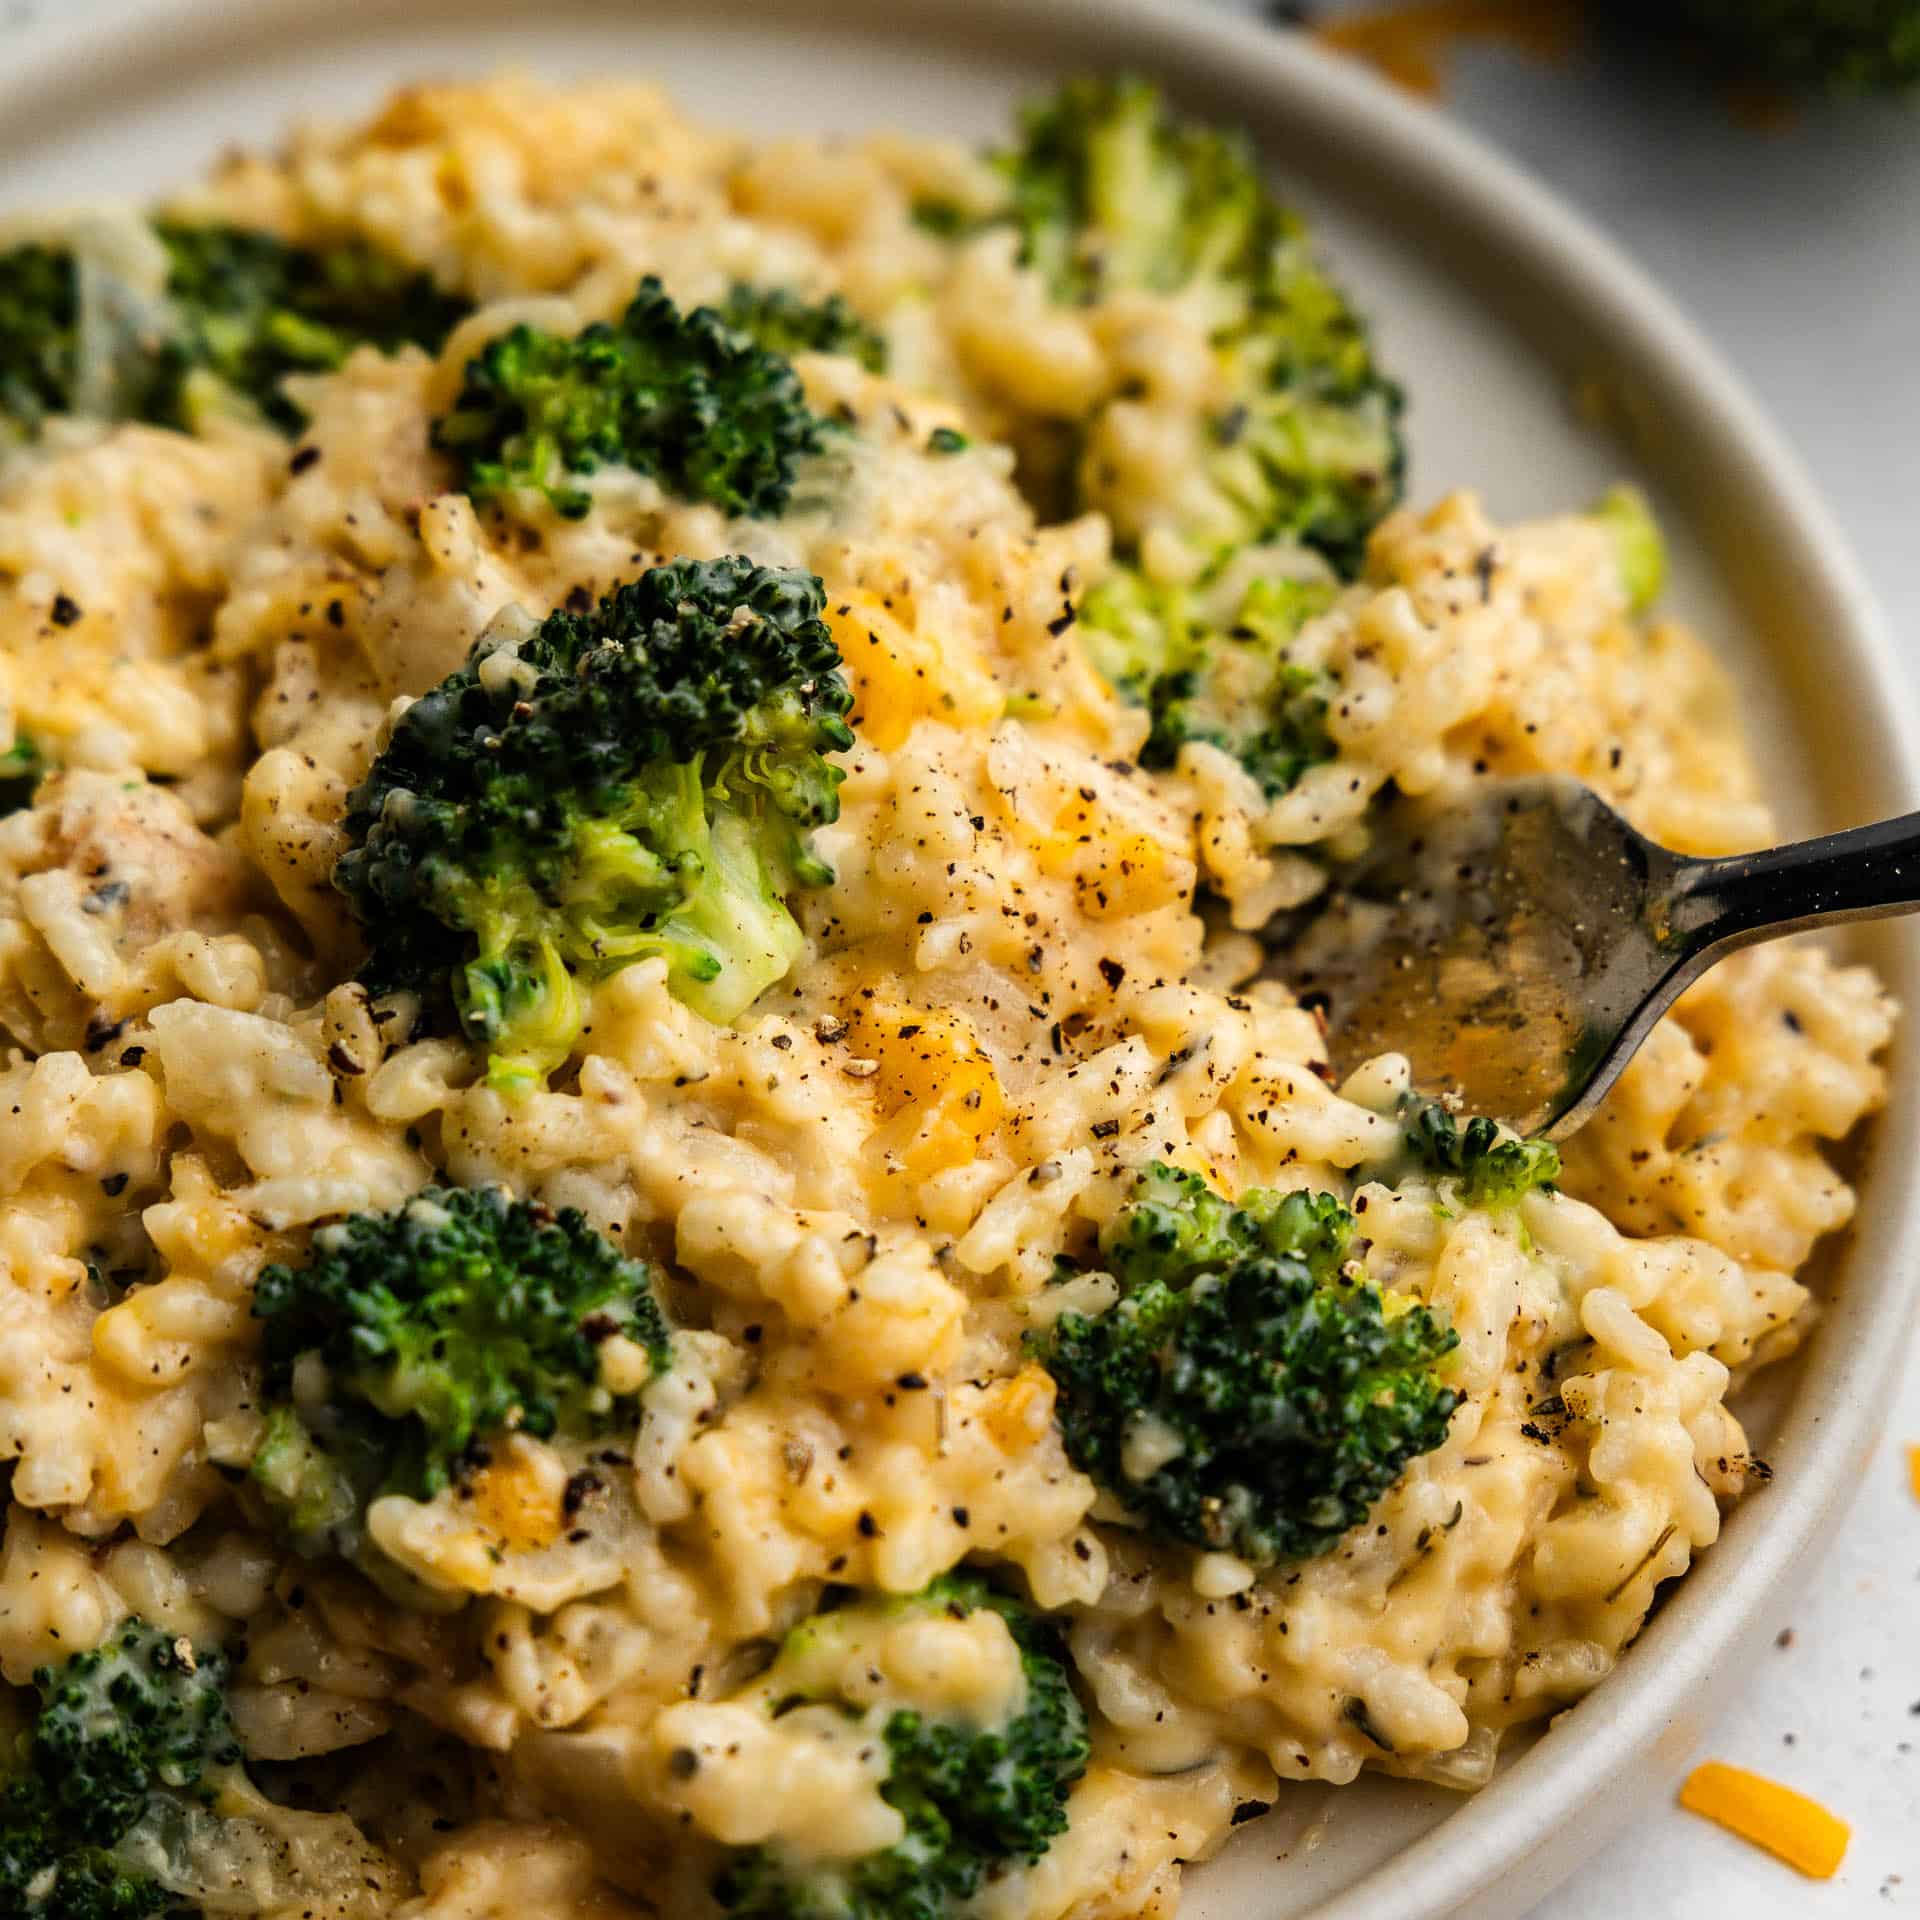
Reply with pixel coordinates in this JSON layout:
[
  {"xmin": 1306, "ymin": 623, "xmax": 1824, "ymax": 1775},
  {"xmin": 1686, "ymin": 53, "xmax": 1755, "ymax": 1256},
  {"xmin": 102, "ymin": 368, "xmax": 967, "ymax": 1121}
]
[{"xmin": 1667, "ymin": 810, "xmax": 1920, "ymax": 956}]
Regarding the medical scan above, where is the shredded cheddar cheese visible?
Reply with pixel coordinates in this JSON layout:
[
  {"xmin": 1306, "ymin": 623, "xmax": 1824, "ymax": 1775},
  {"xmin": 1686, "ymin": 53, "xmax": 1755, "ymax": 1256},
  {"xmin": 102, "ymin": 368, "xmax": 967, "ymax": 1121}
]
[
  {"xmin": 1678, "ymin": 1762, "xmax": 1850, "ymax": 1879},
  {"xmin": 1315, "ymin": 0, "xmax": 1583, "ymax": 100}
]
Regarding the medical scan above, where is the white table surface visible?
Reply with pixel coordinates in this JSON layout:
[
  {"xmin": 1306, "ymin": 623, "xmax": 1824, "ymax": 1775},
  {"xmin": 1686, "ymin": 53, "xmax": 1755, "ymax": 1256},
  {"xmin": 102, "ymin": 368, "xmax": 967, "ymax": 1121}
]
[{"xmin": 6, "ymin": 0, "xmax": 1919, "ymax": 1913}]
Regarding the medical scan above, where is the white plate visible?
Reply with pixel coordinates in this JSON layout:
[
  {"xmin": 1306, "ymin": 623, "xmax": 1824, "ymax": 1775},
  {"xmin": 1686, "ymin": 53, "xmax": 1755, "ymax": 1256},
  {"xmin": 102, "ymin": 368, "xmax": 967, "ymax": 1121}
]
[{"xmin": 3, "ymin": 3, "xmax": 1915, "ymax": 1915}]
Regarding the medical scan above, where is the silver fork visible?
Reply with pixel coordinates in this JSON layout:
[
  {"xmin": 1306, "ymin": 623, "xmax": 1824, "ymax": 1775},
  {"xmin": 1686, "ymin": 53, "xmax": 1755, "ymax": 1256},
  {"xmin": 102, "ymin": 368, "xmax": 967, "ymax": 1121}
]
[{"xmin": 1265, "ymin": 776, "xmax": 1919, "ymax": 1139}]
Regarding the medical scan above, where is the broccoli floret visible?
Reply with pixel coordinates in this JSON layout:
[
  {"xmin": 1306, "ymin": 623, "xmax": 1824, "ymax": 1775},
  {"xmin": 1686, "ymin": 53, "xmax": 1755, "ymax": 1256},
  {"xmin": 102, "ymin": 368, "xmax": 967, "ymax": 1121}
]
[
  {"xmin": 0, "ymin": 245, "xmax": 81, "ymax": 439},
  {"xmin": 0, "ymin": 224, "xmax": 467, "ymax": 441},
  {"xmin": 945, "ymin": 79, "xmax": 1400, "ymax": 783},
  {"xmin": 1650, "ymin": 0, "xmax": 1920, "ymax": 91},
  {"xmin": 950, "ymin": 76, "xmax": 1404, "ymax": 574},
  {"xmin": 27, "ymin": 1622, "xmax": 240, "ymax": 1846},
  {"xmin": 1591, "ymin": 483, "xmax": 1667, "ymax": 614},
  {"xmin": 4, "ymin": 1620, "xmax": 388, "ymax": 1917},
  {"xmin": 714, "ymin": 283, "xmax": 888, "ymax": 374},
  {"xmin": 249, "ymin": 1402, "xmax": 373, "ymax": 1562},
  {"xmin": 251, "ymin": 1185, "xmax": 672, "ymax": 1535},
  {"xmin": 334, "ymin": 557, "xmax": 852, "ymax": 1086},
  {"xmin": 0, "ymin": 732, "xmax": 46, "ymax": 815},
  {"xmin": 151, "ymin": 221, "xmax": 469, "ymax": 433},
  {"xmin": 1397, "ymin": 1096, "xmax": 1561, "ymax": 1208},
  {"xmin": 431, "ymin": 276, "xmax": 835, "ymax": 521},
  {"xmin": 1080, "ymin": 564, "xmax": 1338, "ymax": 796},
  {"xmin": 713, "ymin": 1575, "xmax": 1089, "ymax": 1919},
  {"xmin": 1035, "ymin": 1164, "xmax": 1459, "ymax": 1566},
  {"xmin": 993, "ymin": 76, "xmax": 1265, "ymax": 307},
  {"xmin": 0, "ymin": 1619, "xmax": 242, "ymax": 1919},
  {"xmin": 0, "ymin": 1835, "xmax": 175, "ymax": 1920}
]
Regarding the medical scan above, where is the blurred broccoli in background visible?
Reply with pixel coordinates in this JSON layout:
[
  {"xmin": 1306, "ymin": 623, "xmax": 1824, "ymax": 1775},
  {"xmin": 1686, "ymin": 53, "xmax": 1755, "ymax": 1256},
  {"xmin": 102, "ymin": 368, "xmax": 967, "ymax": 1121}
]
[
  {"xmin": 0, "ymin": 222, "xmax": 467, "ymax": 441},
  {"xmin": 964, "ymin": 75, "xmax": 1405, "ymax": 573},
  {"xmin": 251, "ymin": 1184, "xmax": 672, "ymax": 1562},
  {"xmin": 0, "ymin": 244, "xmax": 80, "ymax": 440},
  {"xmin": 712, "ymin": 1575, "xmax": 1089, "ymax": 1919},
  {"xmin": 1291, "ymin": 0, "xmax": 1920, "ymax": 97},
  {"xmin": 1646, "ymin": 0, "xmax": 1920, "ymax": 93},
  {"xmin": 335, "ymin": 556, "xmax": 851, "ymax": 1087},
  {"xmin": 432, "ymin": 276, "xmax": 837, "ymax": 521},
  {"xmin": 1034, "ymin": 1163, "xmax": 1459, "ymax": 1566},
  {"xmin": 924, "ymin": 77, "xmax": 1400, "ymax": 807},
  {"xmin": 1590, "ymin": 483, "xmax": 1667, "ymax": 613},
  {"xmin": 153, "ymin": 222, "xmax": 469, "ymax": 432}
]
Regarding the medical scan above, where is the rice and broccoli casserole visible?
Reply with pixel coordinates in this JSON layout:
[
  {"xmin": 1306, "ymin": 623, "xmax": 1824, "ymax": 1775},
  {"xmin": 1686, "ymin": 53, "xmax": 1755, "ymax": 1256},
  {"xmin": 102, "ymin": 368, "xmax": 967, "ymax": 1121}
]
[{"xmin": 0, "ymin": 72, "xmax": 1895, "ymax": 1920}]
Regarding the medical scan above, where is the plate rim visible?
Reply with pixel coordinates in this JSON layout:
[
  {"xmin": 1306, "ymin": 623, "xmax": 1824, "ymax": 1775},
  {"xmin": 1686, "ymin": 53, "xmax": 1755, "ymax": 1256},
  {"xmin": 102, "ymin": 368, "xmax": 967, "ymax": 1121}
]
[{"xmin": 2, "ymin": 3, "xmax": 1916, "ymax": 1917}]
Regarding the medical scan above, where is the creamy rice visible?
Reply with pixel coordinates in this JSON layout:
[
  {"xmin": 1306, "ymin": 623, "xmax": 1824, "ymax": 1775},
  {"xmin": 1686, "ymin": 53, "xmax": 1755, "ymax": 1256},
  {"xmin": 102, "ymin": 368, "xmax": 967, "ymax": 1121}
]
[{"xmin": 0, "ymin": 75, "xmax": 1894, "ymax": 1920}]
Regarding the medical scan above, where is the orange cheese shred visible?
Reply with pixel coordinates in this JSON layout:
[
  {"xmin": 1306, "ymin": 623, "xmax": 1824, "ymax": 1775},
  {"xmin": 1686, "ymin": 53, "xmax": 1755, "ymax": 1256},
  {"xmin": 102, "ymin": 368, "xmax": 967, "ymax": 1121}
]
[
  {"xmin": 1315, "ymin": 0, "xmax": 1583, "ymax": 100},
  {"xmin": 1906, "ymin": 1442, "xmax": 1920, "ymax": 1502},
  {"xmin": 1678, "ymin": 1762, "xmax": 1850, "ymax": 1880}
]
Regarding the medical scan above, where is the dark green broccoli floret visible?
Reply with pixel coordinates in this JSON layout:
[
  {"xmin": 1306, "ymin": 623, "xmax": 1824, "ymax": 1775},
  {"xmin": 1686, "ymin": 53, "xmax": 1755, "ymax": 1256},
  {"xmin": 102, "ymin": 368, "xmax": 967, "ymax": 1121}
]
[
  {"xmin": 251, "ymin": 1184, "xmax": 672, "ymax": 1544},
  {"xmin": 936, "ymin": 76, "xmax": 1403, "ymax": 575},
  {"xmin": 0, "ymin": 1834, "xmax": 175, "ymax": 1920},
  {"xmin": 1640, "ymin": 0, "xmax": 1920, "ymax": 91},
  {"xmin": 1397, "ymin": 1096, "xmax": 1561, "ymax": 1208},
  {"xmin": 151, "ymin": 221, "xmax": 470, "ymax": 433},
  {"xmin": 1, "ymin": 1619, "xmax": 242, "ymax": 1919},
  {"xmin": 334, "ymin": 557, "xmax": 851, "ymax": 1086},
  {"xmin": 0, "ymin": 245, "xmax": 81, "ymax": 439},
  {"xmin": 1035, "ymin": 1164, "xmax": 1459, "ymax": 1566},
  {"xmin": 432, "ymin": 276, "xmax": 835, "ymax": 521},
  {"xmin": 1080, "ymin": 564, "xmax": 1338, "ymax": 796},
  {"xmin": 714, "ymin": 283, "xmax": 888, "ymax": 374},
  {"xmin": 0, "ymin": 732, "xmax": 45, "ymax": 815},
  {"xmin": 713, "ymin": 1575, "xmax": 1089, "ymax": 1919},
  {"xmin": 909, "ymin": 200, "xmax": 971, "ymax": 240},
  {"xmin": 0, "ymin": 224, "xmax": 467, "ymax": 441},
  {"xmin": 27, "ymin": 1622, "xmax": 240, "ymax": 1846}
]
